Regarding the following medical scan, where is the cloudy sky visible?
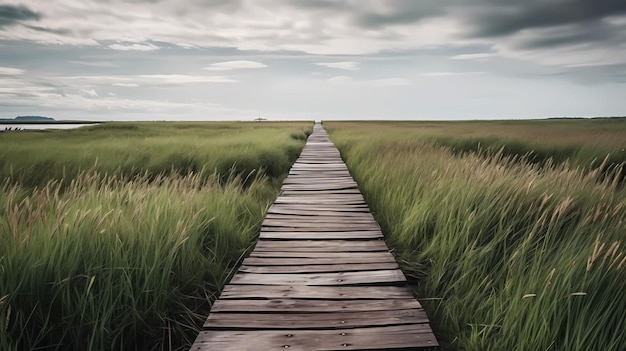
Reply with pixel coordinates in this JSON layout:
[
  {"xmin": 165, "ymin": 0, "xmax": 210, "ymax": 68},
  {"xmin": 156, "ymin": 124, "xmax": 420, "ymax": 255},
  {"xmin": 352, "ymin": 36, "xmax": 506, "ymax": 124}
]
[{"xmin": 1, "ymin": 0, "xmax": 625, "ymax": 121}]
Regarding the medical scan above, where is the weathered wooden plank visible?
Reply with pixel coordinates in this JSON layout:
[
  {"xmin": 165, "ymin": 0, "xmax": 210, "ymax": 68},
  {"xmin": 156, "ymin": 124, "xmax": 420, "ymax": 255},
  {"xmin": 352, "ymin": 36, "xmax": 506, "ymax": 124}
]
[
  {"xmin": 249, "ymin": 251, "xmax": 391, "ymax": 259},
  {"xmin": 252, "ymin": 240, "xmax": 388, "ymax": 252},
  {"xmin": 229, "ymin": 270, "xmax": 406, "ymax": 286},
  {"xmin": 242, "ymin": 256, "xmax": 397, "ymax": 266},
  {"xmin": 262, "ymin": 221, "xmax": 377, "ymax": 228},
  {"xmin": 263, "ymin": 223, "xmax": 380, "ymax": 228},
  {"xmin": 277, "ymin": 194, "xmax": 364, "ymax": 199},
  {"xmin": 288, "ymin": 171, "xmax": 353, "ymax": 177},
  {"xmin": 262, "ymin": 218, "xmax": 377, "ymax": 225},
  {"xmin": 204, "ymin": 309, "xmax": 428, "ymax": 329},
  {"xmin": 193, "ymin": 325, "xmax": 438, "ymax": 351},
  {"xmin": 273, "ymin": 198, "xmax": 366, "ymax": 205},
  {"xmin": 273, "ymin": 202, "xmax": 369, "ymax": 208},
  {"xmin": 259, "ymin": 231, "xmax": 383, "ymax": 240},
  {"xmin": 277, "ymin": 200, "xmax": 365, "ymax": 205},
  {"xmin": 290, "ymin": 165, "xmax": 347, "ymax": 167},
  {"xmin": 289, "ymin": 168, "xmax": 347, "ymax": 170},
  {"xmin": 264, "ymin": 213, "xmax": 373, "ymax": 219},
  {"xmin": 281, "ymin": 183, "xmax": 356, "ymax": 188},
  {"xmin": 281, "ymin": 187, "xmax": 361, "ymax": 191},
  {"xmin": 266, "ymin": 208, "xmax": 374, "ymax": 217},
  {"xmin": 261, "ymin": 224, "xmax": 381, "ymax": 232},
  {"xmin": 288, "ymin": 171, "xmax": 350, "ymax": 175},
  {"xmin": 261, "ymin": 221, "xmax": 378, "ymax": 229},
  {"xmin": 296, "ymin": 158, "xmax": 343, "ymax": 161},
  {"xmin": 239, "ymin": 262, "xmax": 398, "ymax": 273},
  {"xmin": 289, "ymin": 165, "xmax": 347, "ymax": 168},
  {"xmin": 263, "ymin": 216, "xmax": 374, "ymax": 221},
  {"xmin": 291, "ymin": 158, "xmax": 343, "ymax": 161},
  {"xmin": 283, "ymin": 176, "xmax": 355, "ymax": 181},
  {"xmin": 263, "ymin": 214, "xmax": 377, "ymax": 223},
  {"xmin": 282, "ymin": 178, "xmax": 356, "ymax": 184},
  {"xmin": 280, "ymin": 189, "xmax": 362, "ymax": 195},
  {"xmin": 269, "ymin": 203, "xmax": 369, "ymax": 208},
  {"xmin": 290, "ymin": 166, "xmax": 347, "ymax": 170},
  {"xmin": 260, "ymin": 228, "xmax": 380, "ymax": 235},
  {"xmin": 281, "ymin": 184, "xmax": 357, "ymax": 189},
  {"xmin": 290, "ymin": 164, "xmax": 344, "ymax": 166},
  {"xmin": 267, "ymin": 206, "xmax": 372, "ymax": 214},
  {"xmin": 281, "ymin": 184, "xmax": 358, "ymax": 189},
  {"xmin": 211, "ymin": 298, "xmax": 422, "ymax": 313},
  {"xmin": 219, "ymin": 284, "xmax": 415, "ymax": 300}
]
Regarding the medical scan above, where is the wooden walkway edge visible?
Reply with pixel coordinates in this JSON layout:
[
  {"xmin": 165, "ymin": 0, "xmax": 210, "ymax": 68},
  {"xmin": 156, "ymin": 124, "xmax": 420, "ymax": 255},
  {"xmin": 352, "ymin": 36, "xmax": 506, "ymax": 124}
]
[{"xmin": 191, "ymin": 122, "xmax": 439, "ymax": 350}]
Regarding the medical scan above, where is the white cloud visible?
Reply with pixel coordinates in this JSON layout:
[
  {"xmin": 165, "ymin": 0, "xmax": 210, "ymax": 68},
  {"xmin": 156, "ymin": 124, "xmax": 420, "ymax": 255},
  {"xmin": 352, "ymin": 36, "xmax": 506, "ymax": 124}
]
[
  {"xmin": 450, "ymin": 53, "xmax": 495, "ymax": 60},
  {"xmin": 0, "ymin": 78, "xmax": 61, "ymax": 98},
  {"xmin": 205, "ymin": 60, "xmax": 267, "ymax": 71},
  {"xmin": 71, "ymin": 60, "xmax": 118, "ymax": 67},
  {"xmin": 0, "ymin": 1, "xmax": 465, "ymax": 55},
  {"xmin": 108, "ymin": 42, "xmax": 159, "ymax": 51},
  {"xmin": 327, "ymin": 75, "xmax": 354, "ymax": 83},
  {"xmin": 605, "ymin": 15, "xmax": 626, "ymax": 26},
  {"xmin": 1, "ymin": 0, "xmax": 622, "ymax": 76},
  {"xmin": 0, "ymin": 67, "xmax": 26, "ymax": 75},
  {"xmin": 365, "ymin": 78, "xmax": 412, "ymax": 87},
  {"xmin": 316, "ymin": 62, "xmax": 360, "ymax": 71},
  {"xmin": 39, "ymin": 95, "xmax": 241, "ymax": 115},
  {"xmin": 422, "ymin": 72, "xmax": 456, "ymax": 77},
  {"xmin": 81, "ymin": 89, "xmax": 98, "ymax": 97},
  {"xmin": 327, "ymin": 76, "xmax": 411, "ymax": 87},
  {"xmin": 421, "ymin": 71, "xmax": 484, "ymax": 77},
  {"xmin": 59, "ymin": 74, "xmax": 236, "ymax": 85},
  {"xmin": 137, "ymin": 74, "xmax": 236, "ymax": 84},
  {"xmin": 112, "ymin": 83, "xmax": 139, "ymax": 87},
  {"xmin": 0, "ymin": 76, "xmax": 255, "ymax": 119}
]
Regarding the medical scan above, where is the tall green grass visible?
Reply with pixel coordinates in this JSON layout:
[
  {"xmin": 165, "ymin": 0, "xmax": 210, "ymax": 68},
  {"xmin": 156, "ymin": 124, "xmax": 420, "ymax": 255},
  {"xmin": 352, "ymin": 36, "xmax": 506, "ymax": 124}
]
[
  {"xmin": 0, "ymin": 122, "xmax": 310, "ymax": 188},
  {"xmin": 0, "ymin": 122, "xmax": 311, "ymax": 350},
  {"xmin": 335, "ymin": 119, "xmax": 626, "ymax": 176},
  {"xmin": 326, "ymin": 121, "xmax": 626, "ymax": 351}
]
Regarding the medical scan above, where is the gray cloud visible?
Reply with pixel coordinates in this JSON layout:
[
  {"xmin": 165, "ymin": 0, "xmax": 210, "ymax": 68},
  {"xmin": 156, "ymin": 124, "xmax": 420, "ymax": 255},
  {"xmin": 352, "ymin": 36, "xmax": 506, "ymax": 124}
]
[
  {"xmin": 513, "ymin": 23, "xmax": 616, "ymax": 50},
  {"xmin": 300, "ymin": 0, "xmax": 626, "ymax": 37},
  {"xmin": 24, "ymin": 24, "xmax": 71, "ymax": 35},
  {"xmin": 353, "ymin": 0, "xmax": 446, "ymax": 28},
  {"xmin": 471, "ymin": 0, "xmax": 626, "ymax": 38},
  {"xmin": 0, "ymin": 4, "xmax": 40, "ymax": 28},
  {"xmin": 290, "ymin": 1, "xmax": 626, "ymax": 50},
  {"xmin": 538, "ymin": 37, "xmax": 603, "ymax": 53},
  {"xmin": 287, "ymin": 0, "xmax": 445, "ymax": 28},
  {"xmin": 1, "ymin": 1, "xmax": 625, "ymax": 120},
  {"xmin": 345, "ymin": 0, "xmax": 626, "ymax": 52}
]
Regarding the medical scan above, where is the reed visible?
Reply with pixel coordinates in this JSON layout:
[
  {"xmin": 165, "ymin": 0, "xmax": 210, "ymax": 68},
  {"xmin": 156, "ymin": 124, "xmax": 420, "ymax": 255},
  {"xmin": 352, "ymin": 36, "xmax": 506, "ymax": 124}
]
[
  {"xmin": 326, "ymin": 120, "xmax": 626, "ymax": 350},
  {"xmin": 0, "ymin": 121, "xmax": 311, "ymax": 350}
]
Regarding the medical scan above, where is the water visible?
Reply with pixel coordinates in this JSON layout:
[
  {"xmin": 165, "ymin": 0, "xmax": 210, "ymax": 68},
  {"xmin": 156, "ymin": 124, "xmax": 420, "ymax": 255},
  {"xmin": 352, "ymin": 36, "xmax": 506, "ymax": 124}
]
[{"xmin": 0, "ymin": 124, "xmax": 95, "ymax": 131}]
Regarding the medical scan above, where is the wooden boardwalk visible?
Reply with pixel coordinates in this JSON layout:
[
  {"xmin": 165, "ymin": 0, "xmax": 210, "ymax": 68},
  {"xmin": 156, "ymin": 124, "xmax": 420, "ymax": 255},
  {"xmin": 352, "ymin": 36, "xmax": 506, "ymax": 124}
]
[{"xmin": 191, "ymin": 123, "xmax": 438, "ymax": 350}]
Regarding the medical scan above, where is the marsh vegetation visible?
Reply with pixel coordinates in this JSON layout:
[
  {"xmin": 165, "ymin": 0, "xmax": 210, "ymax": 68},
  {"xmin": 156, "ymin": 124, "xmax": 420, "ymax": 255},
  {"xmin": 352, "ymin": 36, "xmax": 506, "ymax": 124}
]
[
  {"xmin": 3, "ymin": 118, "xmax": 624, "ymax": 350},
  {"xmin": 326, "ymin": 119, "xmax": 626, "ymax": 351},
  {"xmin": 0, "ymin": 121, "xmax": 311, "ymax": 350}
]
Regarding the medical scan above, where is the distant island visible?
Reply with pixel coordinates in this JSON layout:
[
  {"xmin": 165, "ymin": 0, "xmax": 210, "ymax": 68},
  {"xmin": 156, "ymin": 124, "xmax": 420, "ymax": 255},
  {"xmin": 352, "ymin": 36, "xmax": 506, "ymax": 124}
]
[
  {"xmin": 0, "ymin": 116, "xmax": 55, "ymax": 122},
  {"xmin": 0, "ymin": 116, "xmax": 99, "ymax": 124}
]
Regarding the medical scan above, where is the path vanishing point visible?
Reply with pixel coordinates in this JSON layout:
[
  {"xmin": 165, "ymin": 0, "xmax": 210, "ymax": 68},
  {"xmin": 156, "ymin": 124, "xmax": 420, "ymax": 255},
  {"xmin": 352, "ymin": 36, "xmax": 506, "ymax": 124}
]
[{"xmin": 191, "ymin": 122, "xmax": 439, "ymax": 350}]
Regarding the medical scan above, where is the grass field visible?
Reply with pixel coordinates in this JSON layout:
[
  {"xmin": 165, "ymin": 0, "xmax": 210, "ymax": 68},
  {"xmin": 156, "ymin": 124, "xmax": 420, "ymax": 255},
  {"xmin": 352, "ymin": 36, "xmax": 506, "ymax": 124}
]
[
  {"xmin": 326, "ymin": 119, "xmax": 626, "ymax": 351},
  {"xmin": 0, "ymin": 122, "xmax": 310, "ymax": 188},
  {"xmin": 0, "ymin": 121, "xmax": 311, "ymax": 350}
]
